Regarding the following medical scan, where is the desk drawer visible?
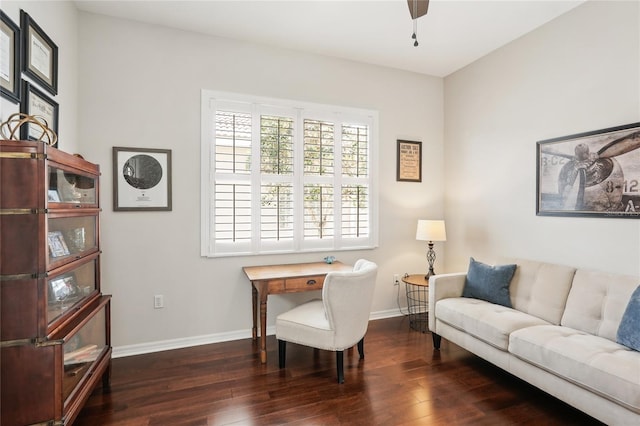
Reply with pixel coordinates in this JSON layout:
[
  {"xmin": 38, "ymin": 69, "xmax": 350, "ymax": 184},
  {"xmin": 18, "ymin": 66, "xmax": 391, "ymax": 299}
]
[
  {"xmin": 285, "ymin": 275, "xmax": 324, "ymax": 291},
  {"xmin": 267, "ymin": 280, "xmax": 285, "ymax": 293}
]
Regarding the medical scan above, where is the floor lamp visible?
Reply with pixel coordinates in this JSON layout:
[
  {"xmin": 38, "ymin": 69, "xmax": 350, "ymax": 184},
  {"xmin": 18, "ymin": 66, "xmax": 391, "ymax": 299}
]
[{"xmin": 416, "ymin": 220, "xmax": 447, "ymax": 280}]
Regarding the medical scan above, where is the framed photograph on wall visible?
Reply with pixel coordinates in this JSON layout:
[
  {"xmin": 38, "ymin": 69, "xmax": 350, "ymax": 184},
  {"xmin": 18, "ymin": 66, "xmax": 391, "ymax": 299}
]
[
  {"xmin": 113, "ymin": 147, "xmax": 172, "ymax": 211},
  {"xmin": 397, "ymin": 140, "xmax": 422, "ymax": 182},
  {"xmin": 20, "ymin": 80, "xmax": 59, "ymax": 141},
  {"xmin": 536, "ymin": 122, "xmax": 640, "ymax": 218},
  {"xmin": 0, "ymin": 11, "xmax": 21, "ymax": 103},
  {"xmin": 20, "ymin": 9, "xmax": 58, "ymax": 96}
]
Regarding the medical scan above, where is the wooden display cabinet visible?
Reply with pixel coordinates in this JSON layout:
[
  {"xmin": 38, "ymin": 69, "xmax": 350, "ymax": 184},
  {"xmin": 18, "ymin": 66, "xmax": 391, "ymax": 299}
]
[{"xmin": 0, "ymin": 140, "xmax": 111, "ymax": 425}]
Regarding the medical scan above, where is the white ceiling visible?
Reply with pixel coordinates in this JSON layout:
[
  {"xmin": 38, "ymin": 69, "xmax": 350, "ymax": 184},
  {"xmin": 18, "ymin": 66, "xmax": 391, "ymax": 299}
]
[{"xmin": 74, "ymin": 0, "xmax": 586, "ymax": 77}]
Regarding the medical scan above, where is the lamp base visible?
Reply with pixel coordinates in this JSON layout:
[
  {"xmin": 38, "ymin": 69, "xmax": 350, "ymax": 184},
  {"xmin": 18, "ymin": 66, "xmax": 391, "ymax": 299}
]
[
  {"xmin": 424, "ymin": 268, "xmax": 435, "ymax": 281},
  {"xmin": 425, "ymin": 242, "xmax": 436, "ymax": 281}
]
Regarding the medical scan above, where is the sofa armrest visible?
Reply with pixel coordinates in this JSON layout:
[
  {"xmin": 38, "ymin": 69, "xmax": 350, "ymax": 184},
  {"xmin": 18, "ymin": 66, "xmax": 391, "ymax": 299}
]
[{"xmin": 428, "ymin": 272, "xmax": 467, "ymax": 332}]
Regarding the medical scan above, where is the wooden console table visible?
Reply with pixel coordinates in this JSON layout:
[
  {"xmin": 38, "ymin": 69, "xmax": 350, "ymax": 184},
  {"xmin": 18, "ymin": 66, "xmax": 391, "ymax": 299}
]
[{"xmin": 243, "ymin": 261, "xmax": 352, "ymax": 363}]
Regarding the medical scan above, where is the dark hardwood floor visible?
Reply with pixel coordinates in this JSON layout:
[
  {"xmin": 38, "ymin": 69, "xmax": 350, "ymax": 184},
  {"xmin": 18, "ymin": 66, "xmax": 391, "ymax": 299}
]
[{"xmin": 76, "ymin": 316, "xmax": 603, "ymax": 425}]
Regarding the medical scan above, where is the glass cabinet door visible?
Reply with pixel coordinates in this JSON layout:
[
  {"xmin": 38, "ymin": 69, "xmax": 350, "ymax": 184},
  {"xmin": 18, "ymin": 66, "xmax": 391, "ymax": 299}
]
[
  {"xmin": 48, "ymin": 166, "xmax": 97, "ymax": 206},
  {"xmin": 62, "ymin": 303, "xmax": 107, "ymax": 402},
  {"xmin": 47, "ymin": 257, "xmax": 99, "ymax": 325},
  {"xmin": 47, "ymin": 215, "xmax": 98, "ymax": 265}
]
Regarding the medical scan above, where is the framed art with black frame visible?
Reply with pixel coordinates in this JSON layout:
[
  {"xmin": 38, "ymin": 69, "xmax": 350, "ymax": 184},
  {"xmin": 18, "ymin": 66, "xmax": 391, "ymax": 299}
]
[
  {"xmin": 0, "ymin": 11, "xmax": 21, "ymax": 103},
  {"xmin": 113, "ymin": 147, "xmax": 173, "ymax": 211},
  {"xmin": 536, "ymin": 122, "xmax": 640, "ymax": 218},
  {"xmin": 397, "ymin": 140, "xmax": 422, "ymax": 182},
  {"xmin": 20, "ymin": 9, "xmax": 58, "ymax": 96},
  {"xmin": 20, "ymin": 80, "xmax": 59, "ymax": 141}
]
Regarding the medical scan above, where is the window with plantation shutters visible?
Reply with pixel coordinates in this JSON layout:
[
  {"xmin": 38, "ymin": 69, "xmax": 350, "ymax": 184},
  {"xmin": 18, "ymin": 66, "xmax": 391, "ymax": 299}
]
[{"xmin": 201, "ymin": 90, "xmax": 378, "ymax": 257}]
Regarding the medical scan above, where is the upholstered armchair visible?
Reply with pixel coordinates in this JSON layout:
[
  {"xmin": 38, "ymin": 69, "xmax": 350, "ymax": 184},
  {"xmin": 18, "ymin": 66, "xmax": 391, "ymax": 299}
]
[{"xmin": 275, "ymin": 259, "xmax": 378, "ymax": 383}]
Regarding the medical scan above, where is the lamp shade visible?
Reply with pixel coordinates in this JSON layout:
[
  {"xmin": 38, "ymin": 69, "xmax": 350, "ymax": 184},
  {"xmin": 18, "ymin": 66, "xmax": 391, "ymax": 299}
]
[{"xmin": 416, "ymin": 220, "xmax": 446, "ymax": 242}]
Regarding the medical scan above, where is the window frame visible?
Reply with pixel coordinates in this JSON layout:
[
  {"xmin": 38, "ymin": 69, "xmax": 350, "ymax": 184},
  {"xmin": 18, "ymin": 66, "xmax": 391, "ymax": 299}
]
[{"xmin": 201, "ymin": 90, "xmax": 379, "ymax": 257}]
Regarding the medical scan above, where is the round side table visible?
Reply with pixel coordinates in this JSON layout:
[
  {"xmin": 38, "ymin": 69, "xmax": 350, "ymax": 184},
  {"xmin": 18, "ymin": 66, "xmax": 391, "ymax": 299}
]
[{"xmin": 402, "ymin": 274, "xmax": 429, "ymax": 333}]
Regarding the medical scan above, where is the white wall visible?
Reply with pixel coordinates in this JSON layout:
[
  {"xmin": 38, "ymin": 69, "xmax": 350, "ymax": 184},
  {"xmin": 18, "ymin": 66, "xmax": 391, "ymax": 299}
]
[
  {"xmin": 76, "ymin": 12, "xmax": 444, "ymax": 352},
  {"xmin": 10, "ymin": 0, "xmax": 636, "ymax": 356},
  {"xmin": 0, "ymin": 1, "xmax": 79, "ymax": 152},
  {"xmin": 444, "ymin": 0, "xmax": 640, "ymax": 276}
]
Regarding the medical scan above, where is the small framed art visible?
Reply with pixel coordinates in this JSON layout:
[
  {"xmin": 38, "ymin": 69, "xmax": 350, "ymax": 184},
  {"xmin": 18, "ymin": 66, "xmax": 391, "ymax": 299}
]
[
  {"xmin": 0, "ymin": 11, "xmax": 21, "ymax": 103},
  {"xmin": 47, "ymin": 230, "xmax": 70, "ymax": 258},
  {"xmin": 536, "ymin": 122, "xmax": 640, "ymax": 218},
  {"xmin": 113, "ymin": 147, "xmax": 172, "ymax": 211},
  {"xmin": 21, "ymin": 9, "xmax": 58, "ymax": 95},
  {"xmin": 48, "ymin": 274, "xmax": 80, "ymax": 302},
  {"xmin": 397, "ymin": 140, "xmax": 422, "ymax": 182},
  {"xmin": 20, "ymin": 80, "xmax": 59, "ymax": 141}
]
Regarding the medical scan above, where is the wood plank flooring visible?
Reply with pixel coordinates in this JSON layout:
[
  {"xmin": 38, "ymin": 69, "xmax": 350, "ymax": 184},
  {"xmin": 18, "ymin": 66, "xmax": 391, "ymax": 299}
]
[{"xmin": 76, "ymin": 316, "xmax": 603, "ymax": 425}]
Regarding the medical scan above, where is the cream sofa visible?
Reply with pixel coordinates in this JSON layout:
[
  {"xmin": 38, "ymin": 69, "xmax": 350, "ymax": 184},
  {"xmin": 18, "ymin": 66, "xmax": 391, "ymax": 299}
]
[{"xmin": 428, "ymin": 258, "xmax": 640, "ymax": 425}]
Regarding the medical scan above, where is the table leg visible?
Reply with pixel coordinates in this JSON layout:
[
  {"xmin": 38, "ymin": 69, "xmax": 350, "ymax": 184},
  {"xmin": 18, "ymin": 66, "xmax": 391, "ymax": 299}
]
[
  {"xmin": 251, "ymin": 285, "xmax": 258, "ymax": 340},
  {"xmin": 259, "ymin": 289, "xmax": 268, "ymax": 363}
]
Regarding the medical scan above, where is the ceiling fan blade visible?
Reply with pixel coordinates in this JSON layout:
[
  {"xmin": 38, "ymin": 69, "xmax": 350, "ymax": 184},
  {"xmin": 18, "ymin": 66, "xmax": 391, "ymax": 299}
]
[{"xmin": 407, "ymin": 0, "xmax": 429, "ymax": 19}]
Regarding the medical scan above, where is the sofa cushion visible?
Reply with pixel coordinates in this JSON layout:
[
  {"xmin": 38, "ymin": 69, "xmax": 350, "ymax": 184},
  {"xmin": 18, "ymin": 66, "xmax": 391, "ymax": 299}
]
[
  {"xmin": 561, "ymin": 269, "xmax": 639, "ymax": 341},
  {"xmin": 462, "ymin": 257, "xmax": 516, "ymax": 307},
  {"xmin": 510, "ymin": 325, "xmax": 640, "ymax": 413},
  {"xmin": 435, "ymin": 297, "xmax": 549, "ymax": 350},
  {"xmin": 501, "ymin": 258, "xmax": 576, "ymax": 325},
  {"xmin": 617, "ymin": 285, "xmax": 640, "ymax": 351}
]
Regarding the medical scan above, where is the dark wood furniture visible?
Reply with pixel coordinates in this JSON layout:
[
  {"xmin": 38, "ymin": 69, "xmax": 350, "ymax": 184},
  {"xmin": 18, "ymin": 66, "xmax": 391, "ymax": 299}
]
[
  {"xmin": 0, "ymin": 140, "xmax": 111, "ymax": 426},
  {"xmin": 242, "ymin": 261, "xmax": 352, "ymax": 363}
]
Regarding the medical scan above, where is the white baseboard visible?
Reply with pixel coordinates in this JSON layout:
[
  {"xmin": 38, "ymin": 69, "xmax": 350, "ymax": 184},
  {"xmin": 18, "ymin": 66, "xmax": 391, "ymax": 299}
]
[{"xmin": 112, "ymin": 308, "xmax": 404, "ymax": 358}]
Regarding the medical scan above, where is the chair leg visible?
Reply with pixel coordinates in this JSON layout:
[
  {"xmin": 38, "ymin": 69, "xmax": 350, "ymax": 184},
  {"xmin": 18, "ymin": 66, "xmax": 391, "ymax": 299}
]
[
  {"xmin": 357, "ymin": 337, "xmax": 364, "ymax": 359},
  {"xmin": 432, "ymin": 333, "xmax": 442, "ymax": 350},
  {"xmin": 278, "ymin": 339, "xmax": 286, "ymax": 368},
  {"xmin": 336, "ymin": 351, "xmax": 344, "ymax": 384}
]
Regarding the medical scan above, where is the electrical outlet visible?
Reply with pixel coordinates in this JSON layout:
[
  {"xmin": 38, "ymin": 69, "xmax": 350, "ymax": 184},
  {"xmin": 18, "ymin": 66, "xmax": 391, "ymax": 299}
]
[
  {"xmin": 393, "ymin": 274, "xmax": 399, "ymax": 286},
  {"xmin": 154, "ymin": 294, "xmax": 164, "ymax": 309}
]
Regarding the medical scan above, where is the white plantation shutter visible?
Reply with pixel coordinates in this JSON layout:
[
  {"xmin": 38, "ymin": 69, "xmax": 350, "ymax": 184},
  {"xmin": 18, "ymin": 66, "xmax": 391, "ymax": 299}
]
[
  {"xmin": 342, "ymin": 124, "xmax": 368, "ymax": 177},
  {"xmin": 201, "ymin": 91, "xmax": 378, "ymax": 257},
  {"xmin": 261, "ymin": 115, "xmax": 294, "ymax": 175},
  {"xmin": 341, "ymin": 184, "xmax": 369, "ymax": 238},
  {"xmin": 214, "ymin": 183, "xmax": 251, "ymax": 242},
  {"xmin": 215, "ymin": 110, "xmax": 251, "ymax": 175},
  {"xmin": 261, "ymin": 183, "xmax": 294, "ymax": 241},
  {"xmin": 341, "ymin": 123, "xmax": 369, "ymax": 239},
  {"xmin": 303, "ymin": 184, "xmax": 334, "ymax": 239},
  {"xmin": 303, "ymin": 119, "xmax": 334, "ymax": 176}
]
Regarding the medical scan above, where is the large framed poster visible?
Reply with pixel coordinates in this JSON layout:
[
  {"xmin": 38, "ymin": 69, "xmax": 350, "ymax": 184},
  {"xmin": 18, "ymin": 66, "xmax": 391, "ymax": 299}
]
[{"xmin": 537, "ymin": 122, "xmax": 640, "ymax": 218}]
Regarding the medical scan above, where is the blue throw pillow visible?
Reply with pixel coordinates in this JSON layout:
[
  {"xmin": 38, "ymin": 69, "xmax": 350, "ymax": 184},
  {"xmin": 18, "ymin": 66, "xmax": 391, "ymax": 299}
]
[
  {"xmin": 462, "ymin": 257, "xmax": 516, "ymax": 308},
  {"xmin": 617, "ymin": 285, "xmax": 640, "ymax": 352}
]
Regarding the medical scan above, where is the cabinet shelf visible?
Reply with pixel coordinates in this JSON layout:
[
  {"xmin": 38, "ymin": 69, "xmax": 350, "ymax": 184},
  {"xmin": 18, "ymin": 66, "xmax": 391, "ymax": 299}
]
[{"xmin": 1, "ymin": 140, "xmax": 111, "ymax": 426}]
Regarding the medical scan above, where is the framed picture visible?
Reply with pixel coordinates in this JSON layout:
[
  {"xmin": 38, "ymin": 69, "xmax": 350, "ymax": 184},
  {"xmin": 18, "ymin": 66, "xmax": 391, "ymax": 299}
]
[
  {"xmin": 20, "ymin": 80, "xmax": 59, "ymax": 141},
  {"xmin": 48, "ymin": 273, "xmax": 80, "ymax": 302},
  {"xmin": 537, "ymin": 122, "xmax": 640, "ymax": 218},
  {"xmin": 0, "ymin": 11, "xmax": 21, "ymax": 103},
  {"xmin": 113, "ymin": 147, "xmax": 172, "ymax": 211},
  {"xmin": 48, "ymin": 189, "xmax": 60, "ymax": 202},
  {"xmin": 47, "ymin": 230, "xmax": 70, "ymax": 258},
  {"xmin": 397, "ymin": 140, "xmax": 422, "ymax": 182},
  {"xmin": 20, "ymin": 9, "xmax": 58, "ymax": 95}
]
